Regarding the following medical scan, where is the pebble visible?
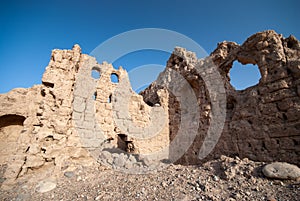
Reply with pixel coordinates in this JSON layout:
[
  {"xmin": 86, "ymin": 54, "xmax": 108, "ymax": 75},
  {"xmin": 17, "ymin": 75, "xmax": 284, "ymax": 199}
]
[
  {"xmin": 77, "ymin": 176, "xmax": 82, "ymax": 181},
  {"xmin": 273, "ymin": 180, "xmax": 284, "ymax": 186},
  {"xmin": 262, "ymin": 162, "xmax": 300, "ymax": 180},
  {"xmin": 36, "ymin": 179, "xmax": 57, "ymax": 193},
  {"xmin": 212, "ymin": 175, "xmax": 220, "ymax": 181},
  {"xmin": 64, "ymin": 171, "xmax": 75, "ymax": 178},
  {"xmin": 161, "ymin": 181, "xmax": 168, "ymax": 187}
]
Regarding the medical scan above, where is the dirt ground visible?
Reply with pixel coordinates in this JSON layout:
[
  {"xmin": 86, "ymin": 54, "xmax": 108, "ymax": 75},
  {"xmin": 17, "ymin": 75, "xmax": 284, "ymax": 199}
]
[{"xmin": 0, "ymin": 155, "xmax": 299, "ymax": 201}]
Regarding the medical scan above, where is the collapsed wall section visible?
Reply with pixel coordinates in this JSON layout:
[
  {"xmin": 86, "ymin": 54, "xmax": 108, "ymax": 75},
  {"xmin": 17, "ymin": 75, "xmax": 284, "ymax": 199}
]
[{"xmin": 142, "ymin": 30, "xmax": 300, "ymax": 165}]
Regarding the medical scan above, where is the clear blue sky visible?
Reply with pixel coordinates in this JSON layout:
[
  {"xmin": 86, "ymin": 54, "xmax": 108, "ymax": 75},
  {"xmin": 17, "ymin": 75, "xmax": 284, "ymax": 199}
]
[{"xmin": 0, "ymin": 0, "xmax": 299, "ymax": 93}]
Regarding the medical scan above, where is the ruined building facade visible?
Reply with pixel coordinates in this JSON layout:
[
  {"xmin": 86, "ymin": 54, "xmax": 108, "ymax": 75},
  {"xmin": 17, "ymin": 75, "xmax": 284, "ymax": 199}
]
[
  {"xmin": 143, "ymin": 30, "xmax": 300, "ymax": 165},
  {"xmin": 0, "ymin": 30, "xmax": 299, "ymax": 186}
]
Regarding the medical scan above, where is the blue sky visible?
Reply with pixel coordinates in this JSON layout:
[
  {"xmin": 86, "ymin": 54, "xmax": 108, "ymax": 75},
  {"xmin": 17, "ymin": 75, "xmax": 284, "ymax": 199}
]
[{"xmin": 0, "ymin": 0, "xmax": 299, "ymax": 93}]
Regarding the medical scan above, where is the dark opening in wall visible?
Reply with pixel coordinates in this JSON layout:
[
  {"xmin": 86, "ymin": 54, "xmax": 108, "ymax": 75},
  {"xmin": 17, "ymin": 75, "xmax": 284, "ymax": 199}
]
[
  {"xmin": 42, "ymin": 82, "xmax": 54, "ymax": 88},
  {"xmin": 229, "ymin": 61, "xmax": 261, "ymax": 90},
  {"xmin": 111, "ymin": 73, "xmax": 119, "ymax": 83},
  {"xmin": 41, "ymin": 89, "xmax": 46, "ymax": 97},
  {"xmin": 91, "ymin": 67, "xmax": 101, "ymax": 79},
  {"xmin": 93, "ymin": 91, "xmax": 97, "ymax": 100},
  {"xmin": 286, "ymin": 35, "xmax": 299, "ymax": 49},
  {"xmin": 146, "ymin": 101, "xmax": 154, "ymax": 107},
  {"xmin": 0, "ymin": 114, "xmax": 26, "ymax": 128},
  {"xmin": 117, "ymin": 134, "xmax": 127, "ymax": 151},
  {"xmin": 108, "ymin": 94, "xmax": 112, "ymax": 103},
  {"xmin": 117, "ymin": 134, "xmax": 135, "ymax": 153}
]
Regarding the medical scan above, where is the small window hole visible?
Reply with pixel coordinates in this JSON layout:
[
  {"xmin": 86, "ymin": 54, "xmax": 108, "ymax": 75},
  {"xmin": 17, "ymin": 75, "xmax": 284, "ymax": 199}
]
[
  {"xmin": 111, "ymin": 73, "xmax": 119, "ymax": 83},
  {"xmin": 91, "ymin": 67, "xmax": 101, "ymax": 79},
  {"xmin": 229, "ymin": 61, "xmax": 261, "ymax": 90}
]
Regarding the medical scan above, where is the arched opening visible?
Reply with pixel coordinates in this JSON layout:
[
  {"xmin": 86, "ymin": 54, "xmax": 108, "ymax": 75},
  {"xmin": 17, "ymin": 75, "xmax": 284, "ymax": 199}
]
[
  {"xmin": 0, "ymin": 115, "xmax": 26, "ymax": 164},
  {"xmin": 91, "ymin": 67, "xmax": 101, "ymax": 79},
  {"xmin": 229, "ymin": 61, "xmax": 261, "ymax": 90},
  {"xmin": 110, "ymin": 73, "xmax": 119, "ymax": 83}
]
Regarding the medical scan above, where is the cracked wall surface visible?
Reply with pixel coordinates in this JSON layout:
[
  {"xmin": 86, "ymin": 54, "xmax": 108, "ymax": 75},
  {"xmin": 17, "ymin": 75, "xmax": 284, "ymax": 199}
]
[{"xmin": 0, "ymin": 30, "xmax": 299, "ymax": 187}]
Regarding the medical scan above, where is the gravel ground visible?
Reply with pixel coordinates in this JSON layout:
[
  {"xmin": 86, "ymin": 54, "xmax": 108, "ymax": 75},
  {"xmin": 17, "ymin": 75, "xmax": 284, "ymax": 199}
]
[{"xmin": 1, "ymin": 156, "xmax": 299, "ymax": 201}]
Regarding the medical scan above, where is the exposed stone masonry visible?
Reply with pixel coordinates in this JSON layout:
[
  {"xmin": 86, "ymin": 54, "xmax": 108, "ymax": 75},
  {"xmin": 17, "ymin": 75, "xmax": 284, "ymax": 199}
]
[
  {"xmin": 0, "ymin": 30, "xmax": 299, "ymax": 188},
  {"xmin": 142, "ymin": 30, "xmax": 300, "ymax": 165}
]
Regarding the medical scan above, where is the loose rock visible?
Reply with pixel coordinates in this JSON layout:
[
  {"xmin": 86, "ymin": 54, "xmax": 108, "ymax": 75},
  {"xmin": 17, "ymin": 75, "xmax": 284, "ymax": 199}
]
[
  {"xmin": 36, "ymin": 179, "xmax": 57, "ymax": 193},
  {"xmin": 262, "ymin": 162, "xmax": 300, "ymax": 180}
]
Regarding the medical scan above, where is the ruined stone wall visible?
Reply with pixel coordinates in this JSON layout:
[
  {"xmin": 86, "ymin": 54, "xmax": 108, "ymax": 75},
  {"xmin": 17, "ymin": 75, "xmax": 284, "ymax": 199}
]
[
  {"xmin": 215, "ymin": 31, "xmax": 300, "ymax": 165},
  {"xmin": 72, "ymin": 54, "xmax": 170, "ymax": 157},
  {"xmin": 142, "ymin": 30, "xmax": 300, "ymax": 165},
  {"xmin": 0, "ymin": 45, "xmax": 91, "ymax": 187},
  {"xmin": 0, "ymin": 30, "xmax": 299, "ymax": 188},
  {"xmin": 0, "ymin": 45, "xmax": 170, "ymax": 187}
]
